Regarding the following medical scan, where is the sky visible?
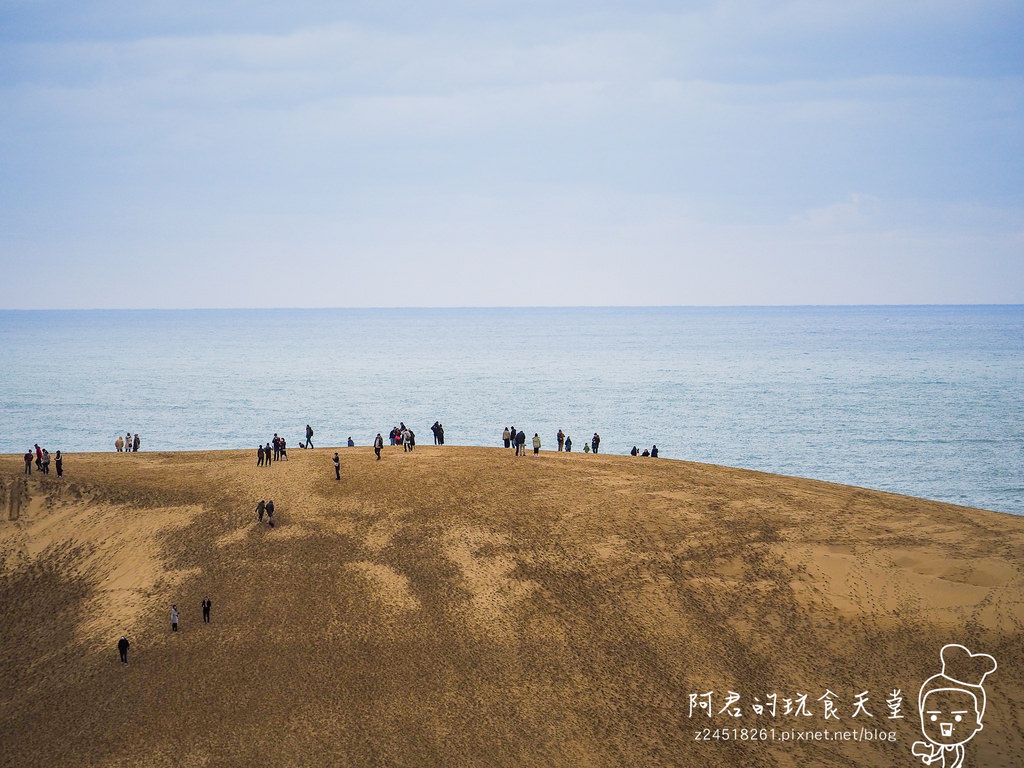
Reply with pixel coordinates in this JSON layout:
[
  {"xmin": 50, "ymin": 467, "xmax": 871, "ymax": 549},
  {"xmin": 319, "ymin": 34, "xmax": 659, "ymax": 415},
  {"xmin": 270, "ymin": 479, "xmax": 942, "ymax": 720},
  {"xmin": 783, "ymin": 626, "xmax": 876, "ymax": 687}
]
[{"xmin": 1, "ymin": 0, "xmax": 1023, "ymax": 308}]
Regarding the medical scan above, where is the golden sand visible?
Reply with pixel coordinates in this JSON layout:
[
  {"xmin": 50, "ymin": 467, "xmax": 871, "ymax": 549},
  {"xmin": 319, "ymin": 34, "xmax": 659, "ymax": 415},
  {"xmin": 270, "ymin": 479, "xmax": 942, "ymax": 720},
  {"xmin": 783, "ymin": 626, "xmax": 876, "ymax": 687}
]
[{"xmin": 1, "ymin": 447, "xmax": 1022, "ymax": 767}]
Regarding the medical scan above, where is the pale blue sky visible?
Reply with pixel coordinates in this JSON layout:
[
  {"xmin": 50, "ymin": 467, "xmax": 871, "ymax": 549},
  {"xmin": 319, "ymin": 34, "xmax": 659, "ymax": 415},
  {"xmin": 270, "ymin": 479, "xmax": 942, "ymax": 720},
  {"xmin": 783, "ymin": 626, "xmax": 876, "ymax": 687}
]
[{"xmin": 1, "ymin": 1, "xmax": 1022, "ymax": 308}]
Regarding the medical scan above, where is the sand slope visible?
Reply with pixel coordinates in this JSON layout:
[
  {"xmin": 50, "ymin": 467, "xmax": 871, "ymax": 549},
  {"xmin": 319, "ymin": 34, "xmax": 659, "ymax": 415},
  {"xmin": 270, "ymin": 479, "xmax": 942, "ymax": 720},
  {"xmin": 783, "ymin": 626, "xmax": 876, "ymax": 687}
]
[{"xmin": 1, "ymin": 447, "xmax": 1022, "ymax": 767}]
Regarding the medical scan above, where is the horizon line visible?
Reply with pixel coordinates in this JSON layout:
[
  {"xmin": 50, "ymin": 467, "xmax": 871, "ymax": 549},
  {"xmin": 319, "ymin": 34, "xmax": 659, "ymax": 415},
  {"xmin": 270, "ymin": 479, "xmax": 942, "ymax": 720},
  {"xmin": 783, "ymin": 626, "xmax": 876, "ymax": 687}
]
[{"xmin": 3, "ymin": 302, "xmax": 1023, "ymax": 312}]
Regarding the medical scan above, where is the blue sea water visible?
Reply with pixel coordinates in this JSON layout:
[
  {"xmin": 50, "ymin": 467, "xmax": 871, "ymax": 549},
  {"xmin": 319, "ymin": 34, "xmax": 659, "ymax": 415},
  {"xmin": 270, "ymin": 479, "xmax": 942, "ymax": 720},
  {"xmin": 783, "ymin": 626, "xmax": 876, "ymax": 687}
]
[{"xmin": 1, "ymin": 306, "xmax": 1022, "ymax": 515}]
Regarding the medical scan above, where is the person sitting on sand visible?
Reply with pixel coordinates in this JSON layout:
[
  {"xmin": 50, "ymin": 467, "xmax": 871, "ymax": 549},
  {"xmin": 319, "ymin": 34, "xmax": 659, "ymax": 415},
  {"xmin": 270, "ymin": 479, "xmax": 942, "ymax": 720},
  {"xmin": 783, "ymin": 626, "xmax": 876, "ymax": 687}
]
[{"xmin": 641, "ymin": 449, "xmax": 650, "ymax": 457}]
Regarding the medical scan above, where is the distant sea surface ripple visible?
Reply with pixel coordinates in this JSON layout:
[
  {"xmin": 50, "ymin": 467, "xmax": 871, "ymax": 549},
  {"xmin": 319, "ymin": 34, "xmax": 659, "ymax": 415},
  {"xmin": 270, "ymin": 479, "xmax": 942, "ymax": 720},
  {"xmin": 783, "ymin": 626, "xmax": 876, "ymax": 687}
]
[{"xmin": 1, "ymin": 306, "xmax": 1022, "ymax": 515}]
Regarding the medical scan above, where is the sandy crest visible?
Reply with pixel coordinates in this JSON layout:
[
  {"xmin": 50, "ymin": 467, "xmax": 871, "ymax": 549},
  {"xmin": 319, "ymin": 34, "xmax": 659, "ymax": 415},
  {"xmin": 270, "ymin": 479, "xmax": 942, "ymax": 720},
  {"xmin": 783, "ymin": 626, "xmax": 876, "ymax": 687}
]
[{"xmin": 1, "ymin": 447, "xmax": 1022, "ymax": 767}]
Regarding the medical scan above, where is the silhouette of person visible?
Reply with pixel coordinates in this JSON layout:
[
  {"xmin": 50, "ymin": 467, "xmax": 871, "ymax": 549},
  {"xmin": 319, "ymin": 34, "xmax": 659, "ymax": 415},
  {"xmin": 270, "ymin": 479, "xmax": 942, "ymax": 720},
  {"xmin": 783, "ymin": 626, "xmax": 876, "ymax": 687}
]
[{"xmin": 118, "ymin": 635, "xmax": 130, "ymax": 664}]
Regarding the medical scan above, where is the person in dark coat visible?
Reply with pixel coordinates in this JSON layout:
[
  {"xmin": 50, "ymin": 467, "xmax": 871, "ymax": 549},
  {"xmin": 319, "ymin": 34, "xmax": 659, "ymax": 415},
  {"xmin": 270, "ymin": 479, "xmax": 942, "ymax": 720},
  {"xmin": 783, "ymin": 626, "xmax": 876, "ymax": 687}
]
[
  {"xmin": 516, "ymin": 430, "xmax": 526, "ymax": 456},
  {"xmin": 202, "ymin": 597, "xmax": 211, "ymax": 623},
  {"xmin": 264, "ymin": 443, "xmax": 272, "ymax": 466},
  {"xmin": 333, "ymin": 452, "xmax": 340, "ymax": 480},
  {"xmin": 631, "ymin": 446, "xmax": 638, "ymax": 456},
  {"xmin": 266, "ymin": 500, "xmax": 275, "ymax": 527},
  {"xmin": 437, "ymin": 424, "xmax": 444, "ymax": 445},
  {"xmin": 374, "ymin": 433, "xmax": 384, "ymax": 461},
  {"xmin": 257, "ymin": 445, "xmax": 264, "ymax": 466},
  {"xmin": 24, "ymin": 450, "xmax": 32, "ymax": 475},
  {"xmin": 256, "ymin": 499, "xmax": 266, "ymax": 523},
  {"xmin": 118, "ymin": 635, "xmax": 130, "ymax": 664},
  {"xmin": 651, "ymin": 445, "xmax": 659, "ymax": 458},
  {"xmin": 305, "ymin": 424, "xmax": 314, "ymax": 449},
  {"xmin": 55, "ymin": 450, "xmax": 64, "ymax": 477},
  {"xmin": 591, "ymin": 433, "xmax": 600, "ymax": 454},
  {"xmin": 564, "ymin": 436, "xmax": 572, "ymax": 452}
]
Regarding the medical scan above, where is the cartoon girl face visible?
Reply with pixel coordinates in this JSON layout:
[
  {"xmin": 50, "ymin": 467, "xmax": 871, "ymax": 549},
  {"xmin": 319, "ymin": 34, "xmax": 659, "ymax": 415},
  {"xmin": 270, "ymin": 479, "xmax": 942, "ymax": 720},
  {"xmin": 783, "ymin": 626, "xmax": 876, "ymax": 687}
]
[{"xmin": 920, "ymin": 688, "xmax": 983, "ymax": 746}]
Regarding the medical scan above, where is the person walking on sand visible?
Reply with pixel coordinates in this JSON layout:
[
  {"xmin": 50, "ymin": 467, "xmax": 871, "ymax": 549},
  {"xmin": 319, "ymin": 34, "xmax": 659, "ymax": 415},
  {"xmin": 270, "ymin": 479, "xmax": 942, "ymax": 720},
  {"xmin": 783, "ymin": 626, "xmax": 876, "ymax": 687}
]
[
  {"xmin": 24, "ymin": 449, "xmax": 32, "ymax": 475},
  {"xmin": 374, "ymin": 433, "xmax": 384, "ymax": 461},
  {"xmin": 116, "ymin": 435, "xmax": 124, "ymax": 452},
  {"xmin": 202, "ymin": 597, "xmax": 211, "ymax": 623},
  {"xmin": 170, "ymin": 605, "xmax": 179, "ymax": 632},
  {"xmin": 503, "ymin": 427, "xmax": 511, "ymax": 448},
  {"xmin": 118, "ymin": 635, "xmax": 130, "ymax": 664},
  {"xmin": 591, "ymin": 433, "xmax": 600, "ymax": 454},
  {"xmin": 256, "ymin": 499, "xmax": 266, "ymax": 523},
  {"xmin": 333, "ymin": 452, "xmax": 340, "ymax": 480},
  {"xmin": 266, "ymin": 500, "xmax": 275, "ymax": 527},
  {"xmin": 557, "ymin": 429, "xmax": 565, "ymax": 451},
  {"xmin": 305, "ymin": 424, "xmax": 314, "ymax": 449},
  {"xmin": 532, "ymin": 433, "xmax": 541, "ymax": 455},
  {"xmin": 55, "ymin": 450, "xmax": 63, "ymax": 478}
]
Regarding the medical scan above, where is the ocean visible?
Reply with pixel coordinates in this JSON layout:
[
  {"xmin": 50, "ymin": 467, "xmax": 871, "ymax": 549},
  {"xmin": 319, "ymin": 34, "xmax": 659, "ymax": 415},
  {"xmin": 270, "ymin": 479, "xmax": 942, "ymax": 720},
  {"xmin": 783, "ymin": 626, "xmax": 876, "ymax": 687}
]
[{"xmin": 1, "ymin": 306, "xmax": 1022, "ymax": 514}]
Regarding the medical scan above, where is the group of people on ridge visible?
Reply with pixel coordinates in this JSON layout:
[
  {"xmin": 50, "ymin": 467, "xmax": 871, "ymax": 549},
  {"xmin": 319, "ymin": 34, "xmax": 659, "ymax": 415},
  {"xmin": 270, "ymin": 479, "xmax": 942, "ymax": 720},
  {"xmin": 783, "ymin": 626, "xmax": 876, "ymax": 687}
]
[
  {"xmin": 115, "ymin": 433, "xmax": 141, "ymax": 452},
  {"xmin": 630, "ymin": 445, "xmax": 660, "ymax": 458},
  {"xmin": 257, "ymin": 434, "xmax": 289, "ymax": 465},
  {"xmin": 502, "ymin": 428, "xmax": 603, "ymax": 455},
  {"xmin": 24, "ymin": 444, "xmax": 63, "ymax": 476}
]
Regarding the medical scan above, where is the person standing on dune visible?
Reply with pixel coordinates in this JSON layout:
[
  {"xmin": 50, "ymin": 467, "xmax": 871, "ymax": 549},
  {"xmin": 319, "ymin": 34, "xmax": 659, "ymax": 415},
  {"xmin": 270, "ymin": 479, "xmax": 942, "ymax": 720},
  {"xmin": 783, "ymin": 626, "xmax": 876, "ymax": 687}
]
[
  {"xmin": 305, "ymin": 424, "xmax": 314, "ymax": 449},
  {"xmin": 118, "ymin": 635, "xmax": 130, "ymax": 664},
  {"xmin": 333, "ymin": 452, "xmax": 340, "ymax": 480},
  {"xmin": 202, "ymin": 597, "xmax": 211, "ymax": 624},
  {"xmin": 24, "ymin": 449, "xmax": 32, "ymax": 475},
  {"xmin": 116, "ymin": 435, "xmax": 124, "ymax": 452},
  {"xmin": 170, "ymin": 605, "xmax": 179, "ymax": 632},
  {"xmin": 374, "ymin": 433, "xmax": 384, "ymax": 460},
  {"xmin": 256, "ymin": 499, "xmax": 266, "ymax": 523}
]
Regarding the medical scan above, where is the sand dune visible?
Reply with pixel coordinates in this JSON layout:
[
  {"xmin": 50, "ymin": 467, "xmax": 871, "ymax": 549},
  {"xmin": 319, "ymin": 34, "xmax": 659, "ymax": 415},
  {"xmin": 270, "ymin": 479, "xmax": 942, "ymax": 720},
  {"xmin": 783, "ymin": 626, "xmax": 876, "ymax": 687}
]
[{"xmin": 1, "ymin": 447, "xmax": 1022, "ymax": 767}]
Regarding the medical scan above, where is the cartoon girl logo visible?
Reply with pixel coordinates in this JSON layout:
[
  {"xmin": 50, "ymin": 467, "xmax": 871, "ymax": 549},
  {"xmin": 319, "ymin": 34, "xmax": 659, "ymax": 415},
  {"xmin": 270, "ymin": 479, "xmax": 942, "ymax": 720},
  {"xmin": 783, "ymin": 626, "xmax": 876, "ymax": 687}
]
[{"xmin": 912, "ymin": 644, "xmax": 997, "ymax": 768}]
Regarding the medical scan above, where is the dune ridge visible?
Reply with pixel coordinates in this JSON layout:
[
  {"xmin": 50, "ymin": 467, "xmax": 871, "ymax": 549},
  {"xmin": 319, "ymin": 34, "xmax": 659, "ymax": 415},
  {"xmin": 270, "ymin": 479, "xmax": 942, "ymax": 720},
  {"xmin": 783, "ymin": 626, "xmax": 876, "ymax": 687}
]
[{"xmin": 1, "ymin": 446, "xmax": 1022, "ymax": 767}]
